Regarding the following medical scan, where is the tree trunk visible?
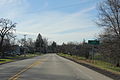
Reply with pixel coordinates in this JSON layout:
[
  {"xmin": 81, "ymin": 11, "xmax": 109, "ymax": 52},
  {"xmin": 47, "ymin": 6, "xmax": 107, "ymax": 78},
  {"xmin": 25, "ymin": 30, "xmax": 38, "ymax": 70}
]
[
  {"xmin": 0, "ymin": 36, "xmax": 4, "ymax": 58},
  {"xmin": 116, "ymin": 60, "xmax": 120, "ymax": 67}
]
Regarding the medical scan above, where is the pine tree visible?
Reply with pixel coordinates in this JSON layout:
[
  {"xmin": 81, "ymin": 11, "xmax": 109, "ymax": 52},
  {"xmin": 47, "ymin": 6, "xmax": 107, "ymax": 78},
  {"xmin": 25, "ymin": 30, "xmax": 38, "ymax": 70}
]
[{"xmin": 35, "ymin": 33, "xmax": 44, "ymax": 53}]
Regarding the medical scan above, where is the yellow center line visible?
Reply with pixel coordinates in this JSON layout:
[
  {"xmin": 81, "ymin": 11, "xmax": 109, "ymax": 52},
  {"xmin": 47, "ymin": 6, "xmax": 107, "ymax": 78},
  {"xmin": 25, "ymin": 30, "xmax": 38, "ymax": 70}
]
[{"xmin": 8, "ymin": 59, "xmax": 46, "ymax": 80}]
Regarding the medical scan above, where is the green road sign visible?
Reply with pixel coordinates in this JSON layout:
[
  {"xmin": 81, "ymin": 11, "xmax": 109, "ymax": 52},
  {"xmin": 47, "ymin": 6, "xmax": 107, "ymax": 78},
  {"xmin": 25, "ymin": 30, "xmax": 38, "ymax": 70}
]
[{"xmin": 88, "ymin": 40, "xmax": 100, "ymax": 45}]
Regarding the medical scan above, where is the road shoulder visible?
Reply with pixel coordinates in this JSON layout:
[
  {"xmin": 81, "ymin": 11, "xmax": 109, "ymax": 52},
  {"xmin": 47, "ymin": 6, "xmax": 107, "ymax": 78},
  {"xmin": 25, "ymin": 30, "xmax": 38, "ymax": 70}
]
[{"xmin": 57, "ymin": 54, "xmax": 120, "ymax": 80}]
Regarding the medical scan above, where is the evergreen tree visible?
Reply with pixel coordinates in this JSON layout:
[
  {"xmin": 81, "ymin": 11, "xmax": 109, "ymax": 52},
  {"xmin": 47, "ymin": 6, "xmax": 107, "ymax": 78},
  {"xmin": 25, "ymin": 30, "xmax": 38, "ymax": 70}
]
[
  {"xmin": 51, "ymin": 41, "xmax": 57, "ymax": 53},
  {"xmin": 35, "ymin": 33, "xmax": 44, "ymax": 53}
]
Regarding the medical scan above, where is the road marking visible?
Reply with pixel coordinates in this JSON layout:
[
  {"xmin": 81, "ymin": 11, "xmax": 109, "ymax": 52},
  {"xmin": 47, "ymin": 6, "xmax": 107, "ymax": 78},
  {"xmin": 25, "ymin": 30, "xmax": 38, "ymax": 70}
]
[{"xmin": 8, "ymin": 59, "xmax": 46, "ymax": 80}]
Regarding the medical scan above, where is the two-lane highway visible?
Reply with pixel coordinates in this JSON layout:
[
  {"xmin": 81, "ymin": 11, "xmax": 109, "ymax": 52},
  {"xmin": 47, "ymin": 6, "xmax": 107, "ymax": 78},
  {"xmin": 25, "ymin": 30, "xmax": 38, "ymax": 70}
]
[{"xmin": 0, "ymin": 54, "xmax": 113, "ymax": 80}]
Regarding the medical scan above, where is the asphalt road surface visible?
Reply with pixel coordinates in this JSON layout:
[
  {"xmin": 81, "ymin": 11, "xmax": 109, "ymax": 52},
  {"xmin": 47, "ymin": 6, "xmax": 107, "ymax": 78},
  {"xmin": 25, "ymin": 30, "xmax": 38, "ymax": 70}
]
[{"xmin": 0, "ymin": 54, "xmax": 113, "ymax": 80}]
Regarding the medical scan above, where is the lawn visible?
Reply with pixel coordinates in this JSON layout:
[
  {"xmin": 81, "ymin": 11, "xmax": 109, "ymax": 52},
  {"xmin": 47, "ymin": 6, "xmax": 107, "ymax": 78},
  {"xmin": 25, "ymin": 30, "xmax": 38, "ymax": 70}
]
[
  {"xmin": 0, "ymin": 53, "xmax": 41, "ymax": 64},
  {"xmin": 0, "ymin": 59, "xmax": 13, "ymax": 63}
]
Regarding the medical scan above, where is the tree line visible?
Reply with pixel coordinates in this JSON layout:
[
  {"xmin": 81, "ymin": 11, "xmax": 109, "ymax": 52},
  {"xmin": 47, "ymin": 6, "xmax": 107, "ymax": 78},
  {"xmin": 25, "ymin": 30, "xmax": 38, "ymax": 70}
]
[
  {"xmin": 0, "ymin": 21, "xmax": 57, "ymax": 58},
  {"xmin": 0, "ymin": 0, "xmax": 120, "ymax": 67}
]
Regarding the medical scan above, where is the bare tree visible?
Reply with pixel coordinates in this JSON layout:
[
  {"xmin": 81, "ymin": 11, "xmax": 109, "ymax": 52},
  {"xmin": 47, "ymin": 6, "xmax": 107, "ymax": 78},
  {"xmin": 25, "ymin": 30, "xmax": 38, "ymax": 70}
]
[
  {"xmin": 26, "ymin": 38, "xmax": 35, "ymax": 53},
  {"xmin": 42, "ymin": 38, "xmax": 48, "ymax": 53},
  {"xmin": 18, "ymin": 38, "xmax": 26, "ymax": 47},
  {"xmin": 97, "ymin": 0, "xmax": 120, "ymax": 66},
  {"xmin": 97, "ymin": 0, "xmax": 120, "ymax": 38},
  {"xmin": 0, "ymin": 18, "xmax": 16, "ymax": 58}
]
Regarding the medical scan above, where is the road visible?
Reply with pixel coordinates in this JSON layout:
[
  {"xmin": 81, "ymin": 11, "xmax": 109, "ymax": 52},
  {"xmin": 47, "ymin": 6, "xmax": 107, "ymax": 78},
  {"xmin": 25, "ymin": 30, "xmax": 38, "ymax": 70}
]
[{"xmin": 0, "ymin": 54, "xmax": 113, "ymax": 80}]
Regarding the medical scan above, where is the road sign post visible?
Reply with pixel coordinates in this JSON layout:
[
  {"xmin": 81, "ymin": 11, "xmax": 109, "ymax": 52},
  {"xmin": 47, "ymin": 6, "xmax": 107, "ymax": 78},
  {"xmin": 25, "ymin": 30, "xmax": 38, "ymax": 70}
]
[
  {"xmin": 88, "ymin": 40, "xmax": 100, "ymax": 45},
  {"xmin": 88, "ymin": 40, "xmax": 100, "ymax": 63}
]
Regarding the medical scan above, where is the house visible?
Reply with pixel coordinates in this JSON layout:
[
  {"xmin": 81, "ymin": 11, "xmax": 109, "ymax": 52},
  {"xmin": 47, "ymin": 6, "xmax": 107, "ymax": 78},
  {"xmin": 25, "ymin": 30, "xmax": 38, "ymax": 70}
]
[{"xmin": 11, "ymin": 45, "xmax": 20, "ymax": 55}]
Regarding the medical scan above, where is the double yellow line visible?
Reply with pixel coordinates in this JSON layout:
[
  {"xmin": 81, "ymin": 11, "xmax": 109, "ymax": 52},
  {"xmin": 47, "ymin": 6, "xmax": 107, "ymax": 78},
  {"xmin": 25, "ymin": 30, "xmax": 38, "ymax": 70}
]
[{"xmin": 8, "ymin": 59, "xmax": 45, "ymax": 80}]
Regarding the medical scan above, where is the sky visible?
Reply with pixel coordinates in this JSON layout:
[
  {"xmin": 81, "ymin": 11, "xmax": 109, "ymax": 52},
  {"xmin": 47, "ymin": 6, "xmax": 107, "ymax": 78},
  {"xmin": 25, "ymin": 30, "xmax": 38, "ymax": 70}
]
[{"xmin": 0, "ymin": 0, "xmax": 102, "ymax": 44}]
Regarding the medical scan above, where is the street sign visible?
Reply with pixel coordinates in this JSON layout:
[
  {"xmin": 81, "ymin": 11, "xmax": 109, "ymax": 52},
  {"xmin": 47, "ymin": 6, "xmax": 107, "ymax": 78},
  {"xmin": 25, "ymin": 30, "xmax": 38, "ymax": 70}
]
[{"xmin": 88, "ymin": 40, "xmax": 100, "ymax": 45}]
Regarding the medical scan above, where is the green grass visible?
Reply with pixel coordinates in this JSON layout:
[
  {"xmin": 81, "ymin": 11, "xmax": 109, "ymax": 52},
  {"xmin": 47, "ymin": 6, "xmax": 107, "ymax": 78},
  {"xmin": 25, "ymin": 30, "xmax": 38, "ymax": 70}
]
[
  {"xmin": 59, "ymin": 53, "xmax": 86, "ymax": 60},
  {"xmin": 0, "ymin": 59, "xmax": 13, "ymax": 63},
  {"xmin": 0, "ymin": 53, "xmax": 41, "ymax": 64},
  {"xmin": 58, "ymin": 53, "xmax": 120, "ymax": 74},
  {"xmin": 93, "ymin": 60, "xmax": 120, "ymax": 73}
]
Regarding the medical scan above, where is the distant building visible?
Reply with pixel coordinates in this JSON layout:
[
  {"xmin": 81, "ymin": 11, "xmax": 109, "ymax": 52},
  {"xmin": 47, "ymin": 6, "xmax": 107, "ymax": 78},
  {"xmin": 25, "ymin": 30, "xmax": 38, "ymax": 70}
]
[{"xmin": 11, "ymin": 45, "xmax": 20, "ymax": 55}]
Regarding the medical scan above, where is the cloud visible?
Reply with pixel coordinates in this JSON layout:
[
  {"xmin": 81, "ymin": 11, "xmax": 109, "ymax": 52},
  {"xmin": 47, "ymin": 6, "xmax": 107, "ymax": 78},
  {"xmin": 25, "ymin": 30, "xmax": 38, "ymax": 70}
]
[
  {"xmin": 45, "ymin": 29, "xmax": 99, "ymax": 44},
  {"xmin": 43, "ymin": 0, "xmax": 49, "ymax": 9},
  {"xmin": 0, "ymin": 0, "xmax": 28, "ymax": 7},
  {"xmin": 17, "ymin": 7, "xmax": 94, "ymax": 34},
  {"xmin": 0, "ymin": 0, "xmax": 18, "ymax": 6},
  {"xmin": 16, "ymin": 5, "xmax": 98, "ymax": 44},
  {"xmin": 0, "ymin": 0, "xmax": 99, "ymax": 44},
  {"xmin": 16, "ymin": 31, "xmax": 37, "ymax": 35},
  {"xmin": 73, "ymin": 6, "xmax": 95, "ymax": 17},
  {"xmin": 0, "ymin": 0, "xmax": 29, "ymax": 19}
]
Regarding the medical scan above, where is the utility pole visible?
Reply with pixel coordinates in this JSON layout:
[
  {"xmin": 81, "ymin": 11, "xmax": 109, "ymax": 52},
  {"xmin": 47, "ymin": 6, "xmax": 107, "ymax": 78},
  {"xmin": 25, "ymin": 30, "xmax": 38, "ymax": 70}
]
[
  {"xmin": 24, "ymin": 35, "xmax": 26, "ymax": 42},
  {"xmin": 23, "ymin": 34, "xmax": 27, "ymax": 56},
  {"xmin": 24, "ymin": 35, "xmax": 27, "ymax": 46}
]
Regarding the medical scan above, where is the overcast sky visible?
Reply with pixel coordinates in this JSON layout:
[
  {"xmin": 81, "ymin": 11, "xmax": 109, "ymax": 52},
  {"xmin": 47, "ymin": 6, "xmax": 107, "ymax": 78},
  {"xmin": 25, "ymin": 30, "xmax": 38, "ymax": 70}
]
[{"xmin": 0, "ymin": 0, "xmax": 102, "ymax": 44}]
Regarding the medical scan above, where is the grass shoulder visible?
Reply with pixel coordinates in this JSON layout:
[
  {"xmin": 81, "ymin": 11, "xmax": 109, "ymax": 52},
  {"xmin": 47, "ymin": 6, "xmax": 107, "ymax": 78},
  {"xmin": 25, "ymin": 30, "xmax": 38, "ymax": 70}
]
[
  {"xmin": 58, "ymin": 53, "xmax": 120, "ymax": 75},
  {"xmin": 0, "ymin": 53, "xmax": 42, "ymax": 64}
]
